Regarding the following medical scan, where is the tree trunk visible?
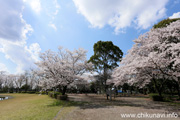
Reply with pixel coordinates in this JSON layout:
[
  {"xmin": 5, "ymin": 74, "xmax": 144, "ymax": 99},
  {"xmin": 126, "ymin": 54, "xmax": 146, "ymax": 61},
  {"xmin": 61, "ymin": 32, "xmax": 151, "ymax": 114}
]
[
  {"xmin": 152, "ymin": 78, "xmax": 162, "ymax": 97},
  {"xmin": 176, "ymin": 84, "xmax": 180, "ymax": 100},
  {"xmin": 58, "ymin": 85, "xmax": 61, "ymax": 93},
  {"xmin": 170, "ymin": 88, "xmax": 173, "ymax": 96},
  {"xmin": 104, "ymin": 79, "xmax": 107, "ymax": 92},
  {"xmin": 158, "ymin": 90, "xmax": 162, "ymax": 97},
  {"xmin": 62, "ymin": 86, "xmax": 67, "ymax": 95},
  {"xmin": 178, "ymin": 88, "xmax": 180, "ymax": 100},
  {"xmin": 178, "ymin": 79, "xmax": 180, "ymax": 100},
  {"xmin": 143, "ymin": 88, "xmax": 147, "ymax": 95}
]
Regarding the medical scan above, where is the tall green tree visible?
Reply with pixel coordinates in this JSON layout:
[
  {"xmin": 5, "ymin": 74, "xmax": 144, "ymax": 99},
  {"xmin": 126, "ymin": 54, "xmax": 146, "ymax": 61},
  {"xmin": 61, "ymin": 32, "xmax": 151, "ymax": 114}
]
[
  {"xmin": 89, "ymin": 41, "xmax": 123, "ymax": 92},
  {"xmin": 153, "ymin": 18, "xmax": 180, "ymax": 29}
]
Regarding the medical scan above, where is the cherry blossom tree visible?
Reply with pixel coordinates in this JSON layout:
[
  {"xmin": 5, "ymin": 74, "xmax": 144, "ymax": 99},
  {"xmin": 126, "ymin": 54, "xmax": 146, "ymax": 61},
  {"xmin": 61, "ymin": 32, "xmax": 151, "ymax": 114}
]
[
  {"xmin": 36, "ymin": 47, "xmax": 92, "ymax": 95},
  {"xmin": 1, "ymin": 74, "xmax": 16, "ymax": 93},
  {"xmin": 112, "ymin": 20, "xmax": 180, "ymax": 97},
  {"xmin": 0, "ymin": 71, "xmax": 6, "ymax": 91},
  {"xmin": 14, "ymin": 74, "xmax": 26, "ymax": 92},
  {"xmin": 0, "ymin": 70, "xmax": 41, "ymax": 93}
]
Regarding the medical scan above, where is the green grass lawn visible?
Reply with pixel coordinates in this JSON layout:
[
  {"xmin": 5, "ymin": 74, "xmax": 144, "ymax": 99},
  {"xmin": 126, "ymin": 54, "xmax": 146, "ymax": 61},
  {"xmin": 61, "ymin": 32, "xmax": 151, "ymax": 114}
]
[{"xmin": 0, "ymin": 94, "xmax": 74, "ymax": 120}]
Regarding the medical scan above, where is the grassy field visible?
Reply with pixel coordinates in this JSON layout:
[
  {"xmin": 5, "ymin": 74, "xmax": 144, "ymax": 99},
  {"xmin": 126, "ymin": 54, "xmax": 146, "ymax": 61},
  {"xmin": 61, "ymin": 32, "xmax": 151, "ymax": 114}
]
[
  {"xmin": 0, "ymin": 94, "xmax": 75, "ymax": 120},
  {"xmin": 1, "ymin": 93, "xmax": 179, "ymax": 120}
]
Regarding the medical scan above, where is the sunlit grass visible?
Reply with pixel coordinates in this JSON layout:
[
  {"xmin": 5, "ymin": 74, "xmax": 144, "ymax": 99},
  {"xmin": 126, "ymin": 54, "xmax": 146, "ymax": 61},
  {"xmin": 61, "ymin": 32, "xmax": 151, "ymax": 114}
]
[{"xmin": 0, "ymin": 94, "xmax": 64, "ymax": 120}]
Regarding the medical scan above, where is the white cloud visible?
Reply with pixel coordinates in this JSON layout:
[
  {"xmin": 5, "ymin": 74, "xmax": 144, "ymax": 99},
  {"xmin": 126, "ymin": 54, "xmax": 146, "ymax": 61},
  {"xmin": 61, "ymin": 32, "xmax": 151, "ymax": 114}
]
[
  {"xmin": 73, "ymin": 0, "xmax": 169, "ymax": 34},
  {"xmin": 23, "ymin": 0, "xmax": 41, "ymax": 13},
  {"xmin": 48, "ymin": 23, "xmax": 57, "ymax": 31},
  {"xmin": 47, "ymin": 0, "xmax": 60, "ymax": 30},
  {"xmin": 24, "ymin": 0, "xmax": 60, "ymax": 31},
  {"xmin": 169, "ymin": 12, "xmax": 180, "ymax": 19},
  {"xmin": 0, "ymin": 63, "xmax": 9, "ymax": 72},
  {"xmin": 25, "ymin": 43, "xmax": 41, "ymax": 62},
  {"xmin": 54, "ymin": 0, "xmax": 60, "ymax": 11},
  {"xmin": 0, "ymin": 0, "xmax": 41, "ymax": 73},
  {"xmin": 0, "ymin": 0, "xmax": 33, "ymax": 43},
  {"xmin": 0, "ymin": 42, "xmax": 41, "ymax": 73}
]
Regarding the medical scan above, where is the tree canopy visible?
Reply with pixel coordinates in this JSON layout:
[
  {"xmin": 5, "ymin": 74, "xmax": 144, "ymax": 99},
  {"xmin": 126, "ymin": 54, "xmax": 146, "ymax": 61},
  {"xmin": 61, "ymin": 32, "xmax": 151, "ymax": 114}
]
[
  {"xmin": 112, "ymin": 20, "xmax": 180, "ymax": 98},
  {"xmin": 153, "ymin": 18, "xmax": 180, "ymax": 29},
  {"xmin": 36, "ymin": 47, "xmax": 92, "ymax": 95},
  {"xmin": 89, "ymin": 41, "xmax": 123, "ymax": 73},
  {"xmin": 89, "ymin": 41, "xmax": 123, "ymax": 91}
]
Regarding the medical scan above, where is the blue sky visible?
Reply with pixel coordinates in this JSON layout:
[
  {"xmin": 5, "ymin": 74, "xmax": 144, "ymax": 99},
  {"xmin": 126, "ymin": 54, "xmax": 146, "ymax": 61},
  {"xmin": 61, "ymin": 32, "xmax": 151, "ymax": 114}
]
[{"xmin": 0, "ymin": 0, "xmax": 180, "ymax": 74}]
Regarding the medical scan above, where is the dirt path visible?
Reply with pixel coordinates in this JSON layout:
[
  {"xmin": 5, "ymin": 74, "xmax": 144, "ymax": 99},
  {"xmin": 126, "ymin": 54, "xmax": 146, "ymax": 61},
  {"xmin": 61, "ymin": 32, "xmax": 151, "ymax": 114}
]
[{"xmin": 59, "ymin": 94, "xmax": 180, "ymax": 120}]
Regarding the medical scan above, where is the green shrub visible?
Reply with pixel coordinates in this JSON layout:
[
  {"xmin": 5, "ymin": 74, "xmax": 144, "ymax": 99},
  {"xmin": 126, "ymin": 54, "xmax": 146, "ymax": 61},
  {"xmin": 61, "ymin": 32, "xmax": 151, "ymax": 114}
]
[
  {"xmin": 50, "ymin": 100, "xmax": 64, "ymax": 106},
  {"xmin": 27, "ymin": 91, "xmax": 36, "ymax": 94},
  {"xmin": 53, "ymin": 92, "xmax": 62, "ymax": 98},
  {"xmin": 149, "ymin": 94, "xmax": 163, "ymax": 101},
  {"xmin": 48, "ymin": 91, "xmax": 53, "ymax": 97},
  {"xmin": 163, "ymin": 95, "xmax": 173, "ymax": 102},
  {"xmin": 40, "ymin": 91, "xmax": 47, "ymax": 95},
  {"xmin": 149, "ymin": 93, "xmax": 173, "ymax": 102},
  {"xmin": 57, "ymin": 94, "xmax": 68, "ymax": 100},
  {"xmin": 152, "ymin": 95, "xmax": 163, "ymax": 101},
  {"xmin": 48, "ymin": 91, "xmax": 62, "ymax": 99}
]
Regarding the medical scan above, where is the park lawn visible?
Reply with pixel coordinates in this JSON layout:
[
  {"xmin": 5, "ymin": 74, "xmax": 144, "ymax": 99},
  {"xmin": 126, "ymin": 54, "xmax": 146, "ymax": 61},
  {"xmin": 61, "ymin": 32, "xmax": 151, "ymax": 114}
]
[{"xmin": 0, "ymin": 94, "xmax": 66, "ymax": 120}]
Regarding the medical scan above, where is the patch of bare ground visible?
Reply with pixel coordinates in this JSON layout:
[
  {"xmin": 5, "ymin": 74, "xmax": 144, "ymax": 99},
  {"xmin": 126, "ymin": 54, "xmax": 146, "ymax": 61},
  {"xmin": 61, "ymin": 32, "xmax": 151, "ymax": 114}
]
[{"xmin": 58, "ymin": 94, "xmax": 180, "ymax": 120}]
